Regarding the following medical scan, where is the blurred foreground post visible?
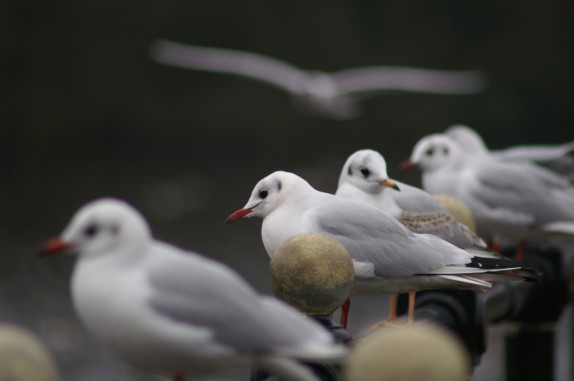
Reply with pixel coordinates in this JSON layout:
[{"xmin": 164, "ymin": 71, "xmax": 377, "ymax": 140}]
[
  {"xmin": 252, "ymin": 233, "xmax": 355, "ymax": 381},
  {"xmin": 0, "ymin": 323, "xmax": 60, "ymax": 381}
]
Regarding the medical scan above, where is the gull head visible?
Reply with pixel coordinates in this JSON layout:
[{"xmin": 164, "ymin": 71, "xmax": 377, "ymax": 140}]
[
  {"xmin": 339, "ymin": 149, "xmax": 400, "ymax": 194},
  {"xmin": 39, "ymin": 198, "xmax": 151, "ymax": 258},
  {"xmin": 407, "ymin": 134, "xmax": 463, "ymax": 172},
  {"xmin": 225, "ymin": 171, "xmax": 312, "ymax": 223}
]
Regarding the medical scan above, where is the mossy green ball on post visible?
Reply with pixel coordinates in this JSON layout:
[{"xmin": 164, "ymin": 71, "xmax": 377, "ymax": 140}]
[
  {"xmin": 0, "ymin": 324, "xmax": 60, "ymax": 381},
  {"xmin": 345, "ymin": 323, "xmax": 470, "ymax": 381},
  {"xmin": 269, "ymin": 233, "xmax": 354, "ymax": 315},
  {"xmin": 433, "ymin": 193, "xmax": 477, "ymax": 233}
]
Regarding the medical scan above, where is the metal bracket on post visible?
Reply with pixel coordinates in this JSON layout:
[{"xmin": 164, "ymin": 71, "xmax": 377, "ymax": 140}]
[{"xmin": 397, "ymin": 289, "xmax": 486, "ymax": 366}]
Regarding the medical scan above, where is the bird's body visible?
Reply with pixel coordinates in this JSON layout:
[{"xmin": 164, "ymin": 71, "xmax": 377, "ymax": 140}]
[
  {"xmin": 150, "ymin": 40, "xmax": 486, "ymax": 120},
  {"xmin": 336, "ymin": 149, "xmax": 485, "ymax": 250},
  {"xmin": 41, "ymin": 199, "xmax": 344, "ymax": 381},
  {"xmin": 407, "ymin": 134, "xmax": 574, "ymax": 244}
]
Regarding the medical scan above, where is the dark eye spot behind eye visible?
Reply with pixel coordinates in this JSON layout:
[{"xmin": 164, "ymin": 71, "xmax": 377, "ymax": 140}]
[
  {"xmin": 84, "ymin": 224, "xmax": 99, "ymax": 238},
  {"xmin": 347, "ymin": 167, "xmax": 353, "ymax": 176},
  {"xmin": 277, "ymin": 181, "xmax": 282, "ymax": 192},
  {"xmin": 425, "ymin": 147, "xmax": 435, "ymax": 156},
  {"xmin": 360, "ymin": 168, "xmax": 371, "ymax": 178},
  {"xmin": 259, "ymin": 189, "xmax": 269, "ymax": 199}
]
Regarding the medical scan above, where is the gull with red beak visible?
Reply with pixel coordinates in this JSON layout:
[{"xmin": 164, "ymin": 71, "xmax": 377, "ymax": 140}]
[
  {"xmin": 40, "ymin": 198, "xmax": 346, "ymax": 381},
  {"xmin": 225, "ymin": 171, "xmax": 536, "ymax": 328}
]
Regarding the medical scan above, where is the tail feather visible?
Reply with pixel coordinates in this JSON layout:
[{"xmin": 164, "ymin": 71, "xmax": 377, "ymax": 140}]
[{"xmin": 437, "ymin": 274, "xmax": 492, "ymax": 290}]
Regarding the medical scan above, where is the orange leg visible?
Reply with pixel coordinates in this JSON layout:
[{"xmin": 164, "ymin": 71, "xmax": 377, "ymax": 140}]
[
  {"xmin": 515, "ymin": 240, "xmax": 526, "ymax": 261},
  {"xmin": 387, "ymin": 293, "xmax": 398, "ymax": 322},
  {"xmin": 488, "ymin": 238, "xmax": 501, "ymax": 253},
  {"xmin": 340, "ymin": 298, "xmax": 351, "ymax": 329},
  {"xmin": 407, "ymin": 291, "xmax": 416, "ymax": 326}
]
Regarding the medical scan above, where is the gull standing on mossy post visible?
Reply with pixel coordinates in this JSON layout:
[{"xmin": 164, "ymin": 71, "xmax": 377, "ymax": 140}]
[
  {"xmin": 225, "ymin": 171, "xmax": 537, "ymax": 328},
  {"xmin": 39, "ymin": 198, "xmax": 347, "ymax": 381}
]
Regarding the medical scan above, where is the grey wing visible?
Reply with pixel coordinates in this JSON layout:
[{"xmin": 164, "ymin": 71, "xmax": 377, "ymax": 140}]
[
  {"xmin": 330, "ymin": 66, "xmax": 486, "ymax": 97},
  {"xmin": 391, "ymin": 181, "xmax": 449, "ymax": 214},
  {"xmin": 398, "ymin": 212, "xmax": 486, "ymax": 249},
  {"xmin": 468, "ymin": 159, "xmax": 574, "ymax": 224},
  {"xmin": 494, "ymin": 142, "xmax": 574, "ymax": 162},
  {"xmin": 146, "ymin": 244, "xmax": 330, "ymax": 353},
  {"xmin": 493, "ymin": 142, "xmax": 574, "ymax": 177},
  {"xmin": 312, "ymin": 199, "xmax": 471, "ymax": 278},
  {"xmin": 149, "ymin": 39, "xmax": 306, "ymax": 93}
]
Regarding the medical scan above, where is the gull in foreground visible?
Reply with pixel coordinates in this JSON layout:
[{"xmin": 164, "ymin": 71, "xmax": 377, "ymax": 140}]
[
  {"xmin": 39, "ymin": 199, "xmax": 346, "ymax": 381},
  {"xmin": 446, "ymin": 124, "xmax": 574, "ymax": 180},
  {"xmin": 225, "ymin": 171, "xmax": 535, "ymax": 326},
  {"xmin": 336, "ymin": 149, "xmax": 488, "ymax": 324},
  {"xmin": 404, "ymin": 133, "xmax": 574, "ymax": 255},
  {"xmin": 149, "ymin": 39, "xmax": 486, "ymax": 120}
]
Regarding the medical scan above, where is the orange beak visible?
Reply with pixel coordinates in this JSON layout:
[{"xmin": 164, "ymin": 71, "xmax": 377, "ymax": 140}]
[{"xmin": 379, "ymin": 178, "xmax": 400, "ymax": 191}]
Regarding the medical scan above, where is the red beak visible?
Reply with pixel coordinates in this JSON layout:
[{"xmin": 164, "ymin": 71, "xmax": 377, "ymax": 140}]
[
  {"xmin": 399, "ymin": 159, "xmax": 418, "ymax": 172},
  {"xmin": 38, "ymin": 237, "xmax": 72, "ymax": 257},
  {"xmin": 225, "ymin": 207, "xmax": 254, "ymax": 225}
]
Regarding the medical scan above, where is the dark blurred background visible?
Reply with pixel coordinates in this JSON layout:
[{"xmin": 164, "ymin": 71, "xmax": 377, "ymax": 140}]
[{"xmin": 1, "ymin": 1, "xmax": 573, "ymax": 380}]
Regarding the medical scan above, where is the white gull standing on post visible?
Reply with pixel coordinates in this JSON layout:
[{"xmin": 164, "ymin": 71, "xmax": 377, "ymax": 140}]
[
  {"xmin": 39, "ymin": 198, "xmax": 346, "ymax": 381},
  {"xmin": 336, "ymin": 149, "xmax": 488, "ymax": 324},
  {"xmin": 225, "ymin": 171, "xmax": 536, "ymax": 326},
  {"xmin": 404, "ymin": 133, "xmax": 574, "ymax": 256},
  {"xmin": 336, "ymin": 149, "xmax": 485, "ymax": 249}
]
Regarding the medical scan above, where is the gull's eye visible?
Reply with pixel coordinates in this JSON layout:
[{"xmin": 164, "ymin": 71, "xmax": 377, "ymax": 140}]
[
  {"xmin": 259, "ymin": 188, "xmax": 269, "ymax": 199},
  {"xmin": 425, "ymin": 147, "xmax": 435, "ymax": 156},
  {"xmin": 360, "ymin": 168, "xmax": 371, "ymax": 178},
  {"xmin": 83, "ymin": 224, "xmax": 99, "ymax": 238}
]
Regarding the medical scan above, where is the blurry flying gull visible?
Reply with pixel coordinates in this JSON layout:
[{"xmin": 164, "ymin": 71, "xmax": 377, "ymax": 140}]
[
  {"xmin": 39, "ymin": 198, "xmax": 346, "ymax": 381},
  {"xmin": 149, "ymin": 39, "xmax": 487, "ymax": 120},
  {"xmin": 404, "ymin": 133, "xmax": 574, "ymax": 255},
  {"xmin": 225, "ymin": 171, "xmax": 535, "ymax": 325},
  {"xmin": 446, "ymin": 124, "xmax": 574, "ymax": 180}
]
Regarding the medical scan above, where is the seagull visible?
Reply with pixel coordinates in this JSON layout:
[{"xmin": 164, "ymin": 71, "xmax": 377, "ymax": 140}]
[
  {"xmin": 336, "ymin": 149, "xmax": 488, "ymax": 324},
  {"xmin": 403, "ymin": 133, "xmax": 574, "ymax": 256},
  {"xmin": 39, "ymin": 198, "xmax": 346, "ymax": 381},
  {"xmin": 446, "ymin": 124, "xmax": 574, "ymax": 180},
  {"xmin": 337, "ymin": 149, "xmax": 485, "ymax": 248},
  {"xmin": 225, "ymin": 171, "xmax": 535, "ymax": 326},
  {"xmin": 149, "ymin": 39, "xmax": 487, "ymax": 120}
]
